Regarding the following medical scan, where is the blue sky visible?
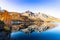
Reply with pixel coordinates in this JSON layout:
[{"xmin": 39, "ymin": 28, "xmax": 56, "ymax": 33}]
[{"xmin": 0, "ymin": 0, "xmax": 60, "ymax": 18}]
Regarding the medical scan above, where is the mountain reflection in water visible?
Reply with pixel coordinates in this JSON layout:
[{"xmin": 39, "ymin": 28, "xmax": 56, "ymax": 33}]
[{"xmin": 11, "ymin": 22, "xmax": 60, "ymax": 40}]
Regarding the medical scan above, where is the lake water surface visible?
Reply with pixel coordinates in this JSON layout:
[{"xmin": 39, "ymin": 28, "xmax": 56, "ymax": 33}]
[{"xmin": 11, "ymin": 22, "xmax": 60, "ymax": 40}]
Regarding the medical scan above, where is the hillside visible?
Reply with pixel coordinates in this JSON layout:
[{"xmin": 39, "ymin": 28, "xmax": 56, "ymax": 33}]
[{"xmin": 0, "ymin": 9, "xmax": 60, "ymax": 33}]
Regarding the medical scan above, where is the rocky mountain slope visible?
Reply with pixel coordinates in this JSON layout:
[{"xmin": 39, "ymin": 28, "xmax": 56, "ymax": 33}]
[{"xmin": 0, "ymin": 9, "xmax": 60, "ymax": 34}]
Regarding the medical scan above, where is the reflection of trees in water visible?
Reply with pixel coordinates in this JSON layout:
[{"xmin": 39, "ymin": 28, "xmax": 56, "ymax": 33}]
[
  {"xmin": 11, "ymin": 19, "xmax": 45, "ymax": 33},
  {"xmin": 11, "ymin": 21, "xmax": 34, "ymax": 32}
]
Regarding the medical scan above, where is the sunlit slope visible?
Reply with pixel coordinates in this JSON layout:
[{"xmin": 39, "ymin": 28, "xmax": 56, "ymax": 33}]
[
  {"xmin": 45, "ymin": 18, "xmax": 60, "ymax": 22},
  {"xmin": 0, "ymin": 10, "xmax": 12, "ymax": 25},
  {"xmin": 44, "ymin": 16, "xmax": 60, "ymax": 22},
  {"xmin": 36, "ymin": 13, "xmax": 60, "ymax": 22}
]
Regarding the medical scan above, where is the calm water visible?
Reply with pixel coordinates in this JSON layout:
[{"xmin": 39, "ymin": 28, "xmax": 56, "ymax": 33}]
[{"xmin": 11, "ymin": 22, "xmax": 60, "ymax": 40}]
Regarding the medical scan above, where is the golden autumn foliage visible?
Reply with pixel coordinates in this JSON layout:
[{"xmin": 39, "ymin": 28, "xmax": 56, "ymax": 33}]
[{"xmin": 0, "ymin": 10, "xmax": 12, "ymax": 26}]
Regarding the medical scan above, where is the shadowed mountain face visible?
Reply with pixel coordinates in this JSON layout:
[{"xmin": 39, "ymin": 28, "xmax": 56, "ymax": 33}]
[{"xmin": 0, "ymin": 10, "xmax": 59, "ymax": 33}]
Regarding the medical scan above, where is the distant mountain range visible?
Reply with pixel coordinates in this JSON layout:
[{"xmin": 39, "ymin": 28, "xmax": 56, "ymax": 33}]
[{"xmin": 21, "ymin": 10, "xmax": 60, "ymax": 22}]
